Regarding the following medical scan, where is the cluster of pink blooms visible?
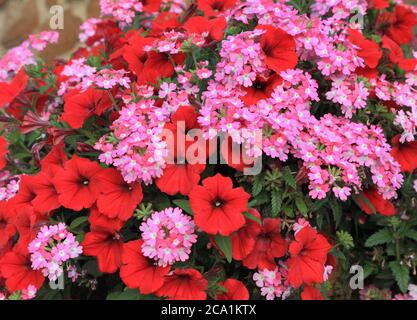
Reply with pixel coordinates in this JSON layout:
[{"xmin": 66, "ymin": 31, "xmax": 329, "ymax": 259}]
[
  {"xmin": 326, "ymin": 75, "xmax": 370, "ymax": 118},
  {"xmin": 99, "ymin": 0, "xmax": 145, "ymax": 25},
  {"xmin": 145, "ymin": 30, "xmax": 206, "ymax": 55},
  {"xmin": 28, "ymin": 223, "xmax": 83, "ymax": 281},
  {"xmin": 231, "ymin": 0, "xmax": 366, "ymax": 77},
  {"xmin": 253, "ymin": 265, "xmax": 292, "ymax": 300},
  {"xmin": 79, "ymin": 18, "xmax": 102, "ymax": 43},
  {"xmin": 0, "ymin": 31, "xmax": 58, "ymax": 80},
  {"xmin": 0, "ymin": 285, "xmax": 37, "ymax": 301},
  {"xmin": 139, "ymin": 207, "xmax": 197, "ymax": 267},
  {"xmin": 393, "ymin": 284, "xmax": 417, "ymax": 300},
  {"xmin": 0, "ymin": 171, "xmax": 19, "ymax": 201},
  {"xmin": 201, "ymin": 46, "xmax": 402, "ymax": 200},
  {"xmin": 95, "ymin": 98, "xmax": 170, "ymax": 184}
]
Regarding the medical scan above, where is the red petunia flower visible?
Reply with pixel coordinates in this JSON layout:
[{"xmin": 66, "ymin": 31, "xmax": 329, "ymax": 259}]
[
  {"xmin": 391, "ymin": 135, "xmax": 417, "ymax": 173},
  {"xmin": 0, "ymin": 202, "xmax": 16, "ymax": 248},
  {"xmin": 8, "ymin": 175, "xmax": 38, "ymax": 211},
  {"xmin": 231, "ymin": 208, "xmax": 262, "ymax": 261},
  {"xmin": 381, "ymin": 5, "xmax": 417, "ymax": 45},
  {"xmin": 156, "ymin": 268, "xmax": 208, "ymax": 300},
  {"xmin": 157, "ymin": 106, "xmax": 206, "ymax": 196},
  {"xmin": 40, "ymin": 142, "xmax": 68, "ymax": 170},
  {"xmin": 0, "ymin": 69, "xmax": 28, "ymax": 108},
  {"xmin": 140, "ymin": 51, "xmax": 186, "ymax": 85},
  {"xmin": 13, "ymin": 206, "xmax": 47, "ymax": 242},
  {"xmin": 358, "ymin": 188, "xmax": 397, "ymax": 216},
  {"xmin": 82, "ymin": 226, "xmax": 124, "ymax": 273},
  {"xmin": 61, "ymin": 88, "xmax": 113, "ymax": 129},
  {"xmin": 184, "ymin": 16, "xmax": 227, "ymax": 42},
  {"xmin": 139, "ymin": 0, "xmax": 162, "ymax": 12},
  {"xmin": 382, "ymin": 35, "xmax": 417, "ymax": 72},
  {"xmin": 120, "ymin": 240, "xmax": 171, "ymax": 295},
  {"xmin": 242, "ymin": 218, "xmax": 288, "ymax": 270},
  {"xmin": 257, "ymin": 25, "xmax": 298, "ymax": 74},
  {"xmin": 348, "ymin": 29, "xmax": 382, "ymax": 69},
  {"xmin": 368, "ymin": 0, "xmax": 389, "ymax": 9},
  {"xmin": 0, "ymin": 240, "xmax": 44, "ymax": 292},
  {"xmin": 242, "ymin": 74, "xmax": 282, "ymax": 106},
  {"xmin": 53, "ymin": 155, "xmax": 103, "ymax": 211},
  {"xmin": 189, "ymin": 174, "xmax": 250, "ymax": 236},
  {"xmin": 287, "ymin": 226, "xmax": 332, "ymax": 288},
  {"xmin": 197, "ymin": 0, "xmax": 237, "ymax": 17},
  {"xmin": 89, "ymin": 205, "xmax": 125, "ymax": 232},
  {"xmin": 123, "ymin": 35, "xmax": 156, "ymax": 77},
  {"xmin": 156, "ymin": 163, "xmax": 205, "ymax": 196},
  {"xmin": 149, "ymin": 12, "xmax": 180, "ymax": 36},
  {"xmin": 0, "ymin": 136, "xmax": 7, "ymax": 170},
  {"xmin": 95, "ymin": 168, "xmax": 143, "ymax": 221},
  {"xmin": 215, "ymin": 279, "xmax": 250, "ymax": 300},
  {"xmin": 301, "ymin": 285, "xmax": 324, "ymax": 300},
  {"xmin": 31, "ymin": 168, "xmax": 61, "ymax": 213}
]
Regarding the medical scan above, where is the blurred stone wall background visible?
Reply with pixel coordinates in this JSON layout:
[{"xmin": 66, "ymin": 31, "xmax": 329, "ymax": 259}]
[
  {"xmin": 0, "ymin": 0, "xmax": 416, "ymax": 64},
  {"xmin": 0, "ymin": 0, "xmax": 100, "ymax": 63}
]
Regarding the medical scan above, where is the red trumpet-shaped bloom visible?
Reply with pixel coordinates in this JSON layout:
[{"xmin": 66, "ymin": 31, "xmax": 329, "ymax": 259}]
[
  {"xmin": 120, "ymin": 240, "xmax": 170, "ymax": 295},
  {"xmin": 287, "ymin": 226, "xmax": 332, "ymax": 288},
  {"xmin": 189, "ymin": 174, "xmax": 250, "ymax": 236}
]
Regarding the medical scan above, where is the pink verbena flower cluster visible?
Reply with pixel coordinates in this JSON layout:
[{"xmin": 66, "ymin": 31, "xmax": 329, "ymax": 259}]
[
  {"xmin": 253, "ymin": 265, "xmax": 292, "ymax": 300},
  {"xmin": 28, "ymin": 223, "xmax": 83, "ymax": 281},
  {"xmin": 393, "ymin": 284, "xmax": 417, "ymax": 300},
  {"xmin": 99, "ymin": 0, "xmax": 144, "ymax": 25},
  {"xmin": 145, "ymin": 30, "xmax": 206, "ymax": 55},
  {"xmin": 231, "ymin": 0, "xmax": 366, "ymax": 77},
  {"xmin": 326, "ymin": 75, "xmax": 370, "ymax": 118},
  {"xmin": 140, "ymin": 207, "xmax": 197, "ymax": 267},
  {"xmin": 0, "ymin": 171, "xmax": 19, "ymax": 201},
  {"xmin": 95, "ymin": 99, "xmax": 170, "ymax": 184},
  {"xmin": 0, "ymin": 31, "xmax": 58, "ymax": 80}
]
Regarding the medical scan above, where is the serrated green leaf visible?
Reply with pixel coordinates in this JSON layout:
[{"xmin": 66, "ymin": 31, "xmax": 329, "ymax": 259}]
[
  {"xmin": 365, "ymin": 229, "xmax": 394, "ymax": 247},
  {"xmin": 252, "ymin": 175, "xmax": 264, "ymax": 197},
  {"xmin": 271, "ymin": 189, "xmax": 282, "ymax": 216},
  {"xmin": 404, "ymin": 229, "xmax": 417, "ymax": 242},
  {"xmin": 248, "ymin": 193, "xmax": 269, "ymax": 207},
  {"xmin": 389, "ymin": 261, "xmax": 410, "ymax": 293},
  {"xmin": 295, "ymin": 196, "xmax": 308, "ymax": 217},
  {"xmin": 282, "ymin": 167, "xmax": 296, "ymax": 189},
  {"xmin": 329, "ymin": 200, "xmax": 342, "ymax": 227},
  {"xmin": 214, "ymin": 234, "xmax": 233, "ymax": 263},
  {"xmin": 172, "ymin": 199, "xmax": 194, "ymax": 215}
]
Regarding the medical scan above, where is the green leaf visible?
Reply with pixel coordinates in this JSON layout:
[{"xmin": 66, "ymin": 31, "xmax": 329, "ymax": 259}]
[
  {"xmin": 252, "ymin": 174, "xmax": 264, "ymax": 197},
  {"xmin": 329, "ymin": 200, "xmax": 342, "ymax": 227},
  {"xmin": 404, "ymin": 229, "xmax": 417, "ymax": 242},
  {"xmin": 107, "ymin": 289, "xmax": 144, "ymax": 300},
  {"xmin": 248, "ymin": 193, "xmax": 269, "ymax": 207},
  {"xmin": 295, "ymin": 196, "xmax": 308, "ymax": 217},
  {"xmin": 153, "ymin": 194, "xmax": 171, "ymax": 211},
  {"xmin": 336, "ymin": 230, "xmax": 354, "ymax": 249},
  {"xmin": 243, "ymin": 212, "xmax": 262, "ymax": 225},
  {"xmin": 69, "ymin": 216, "xmax": 88, "ymax": 230},
  {"xmin": 214, "ymin": 234, "xmax": 233, "ymax": 263},
  {"xmin": 172, "ymin": 199, "xmax": 194, "ymax": 215},
  {"xmin": 271, "ymin": 189, "xmax": 282, "ymax": 216},
  {"xmin": 282, "ymin": 167, "xmax": 296, "ymax": 189},
  {"xmin": 365, "ymin": 229, "xmax": 394, "ymax": 247},
  {"xmin": 389, "ymin": 261, "xmax": 410, "ymax": 293}
]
